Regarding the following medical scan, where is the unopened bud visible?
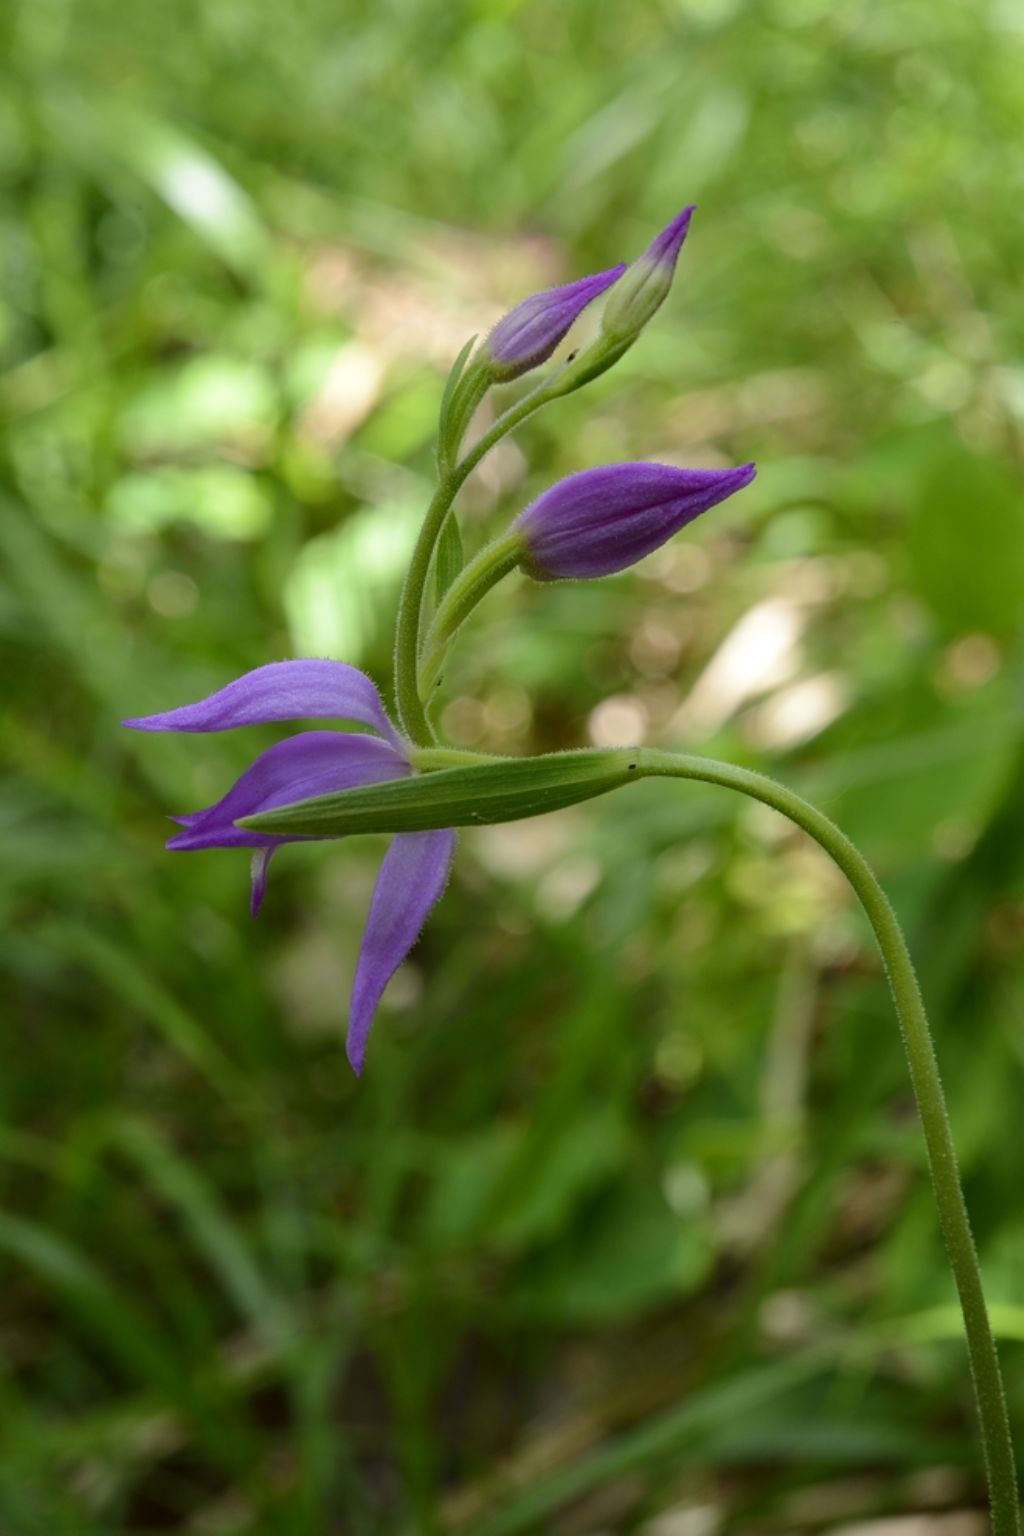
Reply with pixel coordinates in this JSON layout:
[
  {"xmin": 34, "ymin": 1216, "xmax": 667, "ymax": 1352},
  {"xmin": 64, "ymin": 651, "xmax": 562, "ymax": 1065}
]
[
  {"xmin": 483, "ymin": 264, "xmax": 625, "ymax": 382},
  {"xmin": 515, "ymin": 459, "xmax": 755, "ymax": 581},
  {"xmin": 601, "ymin": 206, "xmax": 695, "ymax": 343}
]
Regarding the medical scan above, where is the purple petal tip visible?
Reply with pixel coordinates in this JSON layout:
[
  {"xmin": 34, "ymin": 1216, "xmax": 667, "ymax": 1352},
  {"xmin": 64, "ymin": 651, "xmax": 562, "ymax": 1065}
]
[
  {"xmin": 346, "ymin": 828, "xmax": 456, "ymax": 1078},
  {"xmin": 648, "ymin": 205, "xmax": 696, "ymax": 268},
  {"xmin": 119, "ymin": 660, "xmax": 403, "ymax": 747}
]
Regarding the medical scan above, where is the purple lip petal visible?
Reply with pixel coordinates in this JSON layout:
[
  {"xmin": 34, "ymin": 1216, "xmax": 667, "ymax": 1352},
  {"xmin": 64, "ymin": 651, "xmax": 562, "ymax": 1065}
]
[
  {"xmin": 516, "ymin": 461, "xmax": 756, "ymax": 580},
  {"xmin": 166, "ymin": 731, "xmax": 409, "ymax": 853},
  {"xmin": 346, "ymin": 828, "xmax": 457, "ymax": 1075},
  {"xmin": 485, "ymin": 264, "xmax": 626, "ymax": 382},
  {"xmin": 123, "ymin": 659, "xmax": 404, "ymax": 749}
]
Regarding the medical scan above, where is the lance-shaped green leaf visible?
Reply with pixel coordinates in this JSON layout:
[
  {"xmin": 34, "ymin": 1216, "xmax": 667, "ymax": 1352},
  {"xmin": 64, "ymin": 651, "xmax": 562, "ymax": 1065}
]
[
  {"xmin": 437, "ymin": 334, "xmax": 480, "ymax": 467},
  {"xmin": 238, "ymin": 749, "xmax": 641, "ymax": 838},
  {"xmin": 439, "ymin": 335, "xmax": 478, "ymax": 426}
]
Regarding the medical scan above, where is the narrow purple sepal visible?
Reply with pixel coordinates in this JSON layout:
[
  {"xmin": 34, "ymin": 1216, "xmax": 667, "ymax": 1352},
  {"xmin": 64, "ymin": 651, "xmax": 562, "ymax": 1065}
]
[
  {"xmin": 347, "ymin": 828, "xmax": 457, "ymax": 1075},
  {"xmin": 485, "ymin": 264, "xmax": 626, "ymax": 382},
  {"xmin": 122, "ymin": 659, "xmax": 404, "ymax": 749},
  {"xmin": 166, "ymin": 731, "xmax": 408, "ymax": 853},
  {"xmin": 515, "ymin": 461, "xmax": 756, "ymax": 581},
  {"xmin": 646, "ymin": 205, "xmax": 695, "ymax": 272}
]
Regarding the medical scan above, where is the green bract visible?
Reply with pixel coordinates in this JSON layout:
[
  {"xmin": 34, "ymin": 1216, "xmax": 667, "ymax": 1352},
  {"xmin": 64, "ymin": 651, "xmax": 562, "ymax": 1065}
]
[{"xmin": 239, "ymin": 749, "xmax": 642, "ymax": 837}]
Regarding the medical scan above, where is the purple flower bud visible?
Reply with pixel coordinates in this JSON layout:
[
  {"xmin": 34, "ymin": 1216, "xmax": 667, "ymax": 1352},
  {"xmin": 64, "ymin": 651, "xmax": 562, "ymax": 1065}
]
[
  {"xmin": 514, "ymin": 460, "xmax": 756, "ymax": 581},
  {"xmin": 483, "ymin": 264, "xmax": 626, "ymax": 382},
  {"xmin": 601, "ymin": 206, "xmax": 695, "ymax": 343}
]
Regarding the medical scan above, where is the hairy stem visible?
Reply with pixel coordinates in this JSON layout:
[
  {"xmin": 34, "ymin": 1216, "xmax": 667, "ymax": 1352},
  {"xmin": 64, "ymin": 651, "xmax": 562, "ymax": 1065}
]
[
  {"xmin": 417, "ymin": 533, "xmax": 523, "ymax": 700},
  {"xmin": 637, "ymin": 748, "xmax": 1019, "ymax": 1533}
]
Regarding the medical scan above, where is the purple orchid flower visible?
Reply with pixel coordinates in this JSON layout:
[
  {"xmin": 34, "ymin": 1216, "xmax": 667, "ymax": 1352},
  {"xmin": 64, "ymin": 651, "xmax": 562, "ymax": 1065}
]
[
  {"xmin": 514, "ymin": 460, "xmax": 756, "ymax": 580},
  {"xmin": 601, "ymin": 205, "xmax": 695, "ymax": 343},
  {"xmin": 123, "ymin": 660, "xmax": 455, "ymax": 1075},
  {"xmin": 484, "ymin": 264, "xmax": 626, "ymax": 382}
]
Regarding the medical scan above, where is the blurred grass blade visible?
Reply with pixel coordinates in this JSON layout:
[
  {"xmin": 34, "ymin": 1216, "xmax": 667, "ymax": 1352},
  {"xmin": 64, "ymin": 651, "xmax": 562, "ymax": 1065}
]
[
  {"xmin": 102, "ymin": 108, "xmax": 272, "ymax": 280},
  {"xmin": 111, "ymin": 1117, "xmax": 293, "ymax": 1347},
  {"xmin": 458, "ymin": 1353, "xmax": 826, "ymax": 1536},
  {"xmin": 0, "ymin": 1212, "xmax": 195, "ymax": 1398},
  {"xmin": 44, "ymin": 922, "xmax": 251, "ymax": 1105},
  {"xmin": 885, "ymin": 1303, "xmax": 1024, "ymax": 1346}
]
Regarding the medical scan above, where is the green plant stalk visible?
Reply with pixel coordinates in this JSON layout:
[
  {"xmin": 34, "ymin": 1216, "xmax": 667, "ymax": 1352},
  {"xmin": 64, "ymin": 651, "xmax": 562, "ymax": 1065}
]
[
  {"xmin": 393, "ymin": 378, "xmax": 557, "ymax": 746},
  {"xmin": 417, "ymin": 532, "xmax": 523, "ymax": 700},
  {"xmin": 392, "ymin": 329, "xmax": 629, "ymax": 748},
  {"xmin": 243, "ymin": 735, "xmax": 1020, "ymax": 1523},
  {"xmin": 638, "ymin": 749, "xmax": 1020, "ymax": 1535},
  {"xmin": 386, "ymin": 467, "xmax": 1014, "ymax": 1524}
]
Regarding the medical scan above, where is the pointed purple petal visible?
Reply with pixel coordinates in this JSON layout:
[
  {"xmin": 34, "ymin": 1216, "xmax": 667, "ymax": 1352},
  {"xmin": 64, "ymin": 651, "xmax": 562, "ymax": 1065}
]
[
  {"xmin": 347, "ymin": 829, "xmax": 457, "ymax": 1075},
  {"xmin": 166, "ymin": 731, "xmax": 409, "ymax": 852},
  {"xmin": 123, "ymin": 660, "xmax": 403, "ymax": 748},
  {"xmin": 646, "ymin": 205, "xmax": 695, "ymax": 271}
]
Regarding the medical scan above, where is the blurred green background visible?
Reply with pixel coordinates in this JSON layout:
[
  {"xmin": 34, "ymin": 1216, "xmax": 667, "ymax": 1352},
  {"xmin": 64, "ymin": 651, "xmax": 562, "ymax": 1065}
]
[{"xmin": 2, "ymin": 0, "xmax": 1024, "ymax": 1530}]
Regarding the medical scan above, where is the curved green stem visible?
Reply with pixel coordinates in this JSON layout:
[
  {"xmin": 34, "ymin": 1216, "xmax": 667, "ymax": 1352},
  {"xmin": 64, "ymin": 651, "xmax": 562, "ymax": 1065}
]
[
  {"xmin": 638, "ymin": 748, "xmax": 1019, "ymax": 1533},
  {"xmin": 417, "ymin": 532, "xmax": 523, "ymax": 700},
  {"xmin": 392, "ymin": 376, "xmax": 559, "ymax": 747},
  {"xmin": 393, "ymin": 478, "xmax": 452, "ymax": 746}
]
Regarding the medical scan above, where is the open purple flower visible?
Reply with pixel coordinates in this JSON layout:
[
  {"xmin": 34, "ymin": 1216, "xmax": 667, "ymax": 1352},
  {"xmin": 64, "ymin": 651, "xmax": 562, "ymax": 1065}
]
[
  {"xmin": 484, "ymin": 264, "xmax": 626, "ymax": 382},
  {"xmin": 123, "ymin": 660, "xmax": 455, "ymax": 1074},
  {"xmin": 515, "ymin": 460, "xmax": 756, "ymax": 580}
]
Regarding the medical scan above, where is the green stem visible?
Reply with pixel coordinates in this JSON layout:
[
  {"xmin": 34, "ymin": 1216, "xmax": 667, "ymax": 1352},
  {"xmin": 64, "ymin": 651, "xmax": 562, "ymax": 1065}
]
[
  {"xmin": 637, "ymin": 748, "xmax": 1019, "ymax": 1533},
  {"xmin": 393, "ymin": 377, "xmax": 559, "ymax": 747},
  {"xmin": 417, "ymin": 533, "xmax": 523, "ymax": 700},
  {"xmin": 393, "ymin": 478, "xmax": 452, "ymax": 746}
]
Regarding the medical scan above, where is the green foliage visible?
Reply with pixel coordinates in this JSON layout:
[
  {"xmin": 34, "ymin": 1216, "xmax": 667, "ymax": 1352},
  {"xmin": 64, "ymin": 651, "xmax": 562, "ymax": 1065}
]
[{"xmin": 2, "ymin": 0, "xmax": 1023, "ymax": 1529}]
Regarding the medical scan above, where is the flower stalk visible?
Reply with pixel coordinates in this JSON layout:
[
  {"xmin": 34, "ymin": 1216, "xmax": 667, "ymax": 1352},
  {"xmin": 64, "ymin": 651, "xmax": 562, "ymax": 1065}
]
[
  {"xmin": 638, "ymin": 751, "xmax": 1021, "ymax": 1536},
  {"xmin": 392, "ymin": 369, "xmax": 560, "ymax": 746},
  {"xmin": 243, "ymin": 742, "xmax": 1021, "ymax": 1528},
  {"xmin": 418, "ymin": 532, "xmax": 524, "ymax": 700}
]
